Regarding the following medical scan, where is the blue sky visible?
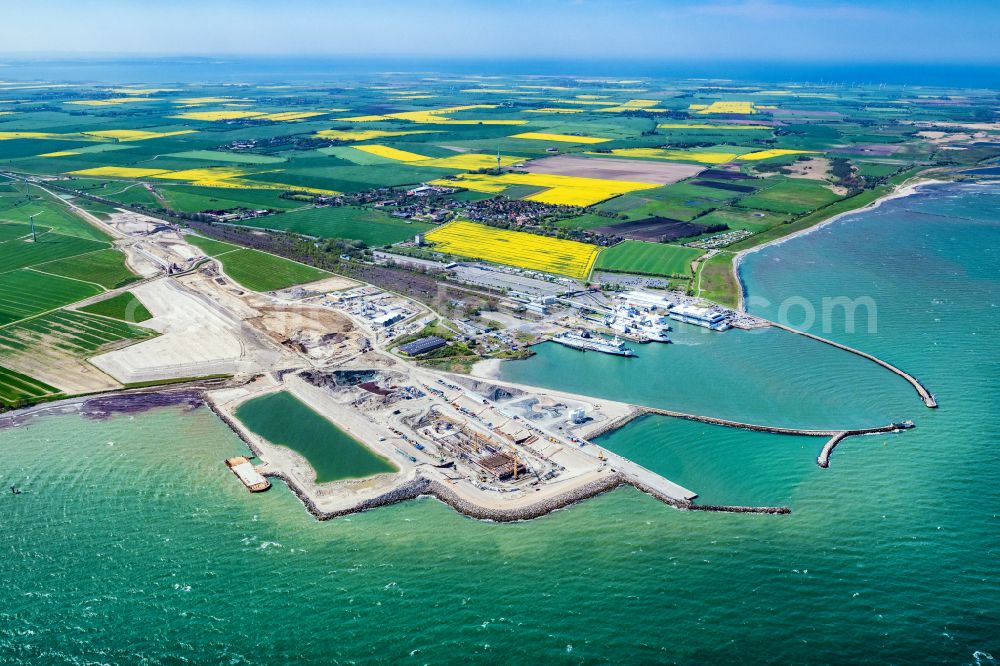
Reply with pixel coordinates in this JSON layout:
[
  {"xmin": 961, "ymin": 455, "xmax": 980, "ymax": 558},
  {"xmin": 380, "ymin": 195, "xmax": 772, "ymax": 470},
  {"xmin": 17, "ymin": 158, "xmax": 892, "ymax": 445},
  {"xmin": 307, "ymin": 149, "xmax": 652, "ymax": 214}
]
[{"xmin": 2, "ymin": 0, "xmax": 998, "ymax": 63}]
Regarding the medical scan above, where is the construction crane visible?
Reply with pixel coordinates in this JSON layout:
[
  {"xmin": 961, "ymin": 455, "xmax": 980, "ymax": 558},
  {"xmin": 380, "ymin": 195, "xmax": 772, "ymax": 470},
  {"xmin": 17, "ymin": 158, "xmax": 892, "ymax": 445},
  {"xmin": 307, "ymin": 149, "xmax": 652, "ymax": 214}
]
[{"xmin": 461, "ymin": 424, "xmax": 489, "ymax": 454}]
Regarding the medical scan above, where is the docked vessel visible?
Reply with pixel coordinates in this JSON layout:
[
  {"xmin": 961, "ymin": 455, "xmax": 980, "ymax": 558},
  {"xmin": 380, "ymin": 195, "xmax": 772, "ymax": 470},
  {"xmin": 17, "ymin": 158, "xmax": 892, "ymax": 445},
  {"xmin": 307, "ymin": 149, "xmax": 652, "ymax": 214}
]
[
  {"xmin": 225, "ymin": 456, "xmax": 271, "ymax": 493},
  {"xmin": 668, "ymin": 303, "xmax": 732, "ymax": 331},
  {"xmin": 604, "ymin": 308, "xmax": 671, "ymax": 343},
  {"xmin": 552, "ymin": 331, "xmax": 635, "ymax": 356}
]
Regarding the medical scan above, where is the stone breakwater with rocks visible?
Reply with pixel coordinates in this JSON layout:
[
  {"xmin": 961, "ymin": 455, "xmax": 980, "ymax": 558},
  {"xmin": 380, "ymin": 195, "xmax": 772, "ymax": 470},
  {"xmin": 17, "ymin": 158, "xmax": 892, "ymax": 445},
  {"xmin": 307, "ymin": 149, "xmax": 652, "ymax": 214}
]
[{"xmin": 263, "ymin": 469, "xmax": 791, "ymax": 523}]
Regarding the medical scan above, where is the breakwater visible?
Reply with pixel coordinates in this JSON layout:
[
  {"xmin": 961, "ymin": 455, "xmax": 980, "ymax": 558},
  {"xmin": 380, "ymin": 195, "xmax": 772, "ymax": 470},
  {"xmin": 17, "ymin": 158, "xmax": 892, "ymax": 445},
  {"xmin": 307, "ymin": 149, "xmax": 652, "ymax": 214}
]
[
  {"xmin": 817, "ymin": 432, "xmax": 850, "ymax": 468},
  {"xmin": 639, "ymin": 406, "xmax": 908, "ymax": 439},
  {"xmin": 265, "ymin": 470, "xmax": 791, "ymax": 523},
  {"xmin": 768, "ymin": 322, "xmax": 937, "ymax": 408}
]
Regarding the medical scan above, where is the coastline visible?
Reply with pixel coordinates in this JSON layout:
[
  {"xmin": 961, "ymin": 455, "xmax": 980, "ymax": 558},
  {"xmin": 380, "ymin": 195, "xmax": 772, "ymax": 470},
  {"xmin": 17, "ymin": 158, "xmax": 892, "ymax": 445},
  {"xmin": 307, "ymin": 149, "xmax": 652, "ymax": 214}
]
[{"xmin": 731, "ymin": 177, "xmax": 949, "ymax": 312}]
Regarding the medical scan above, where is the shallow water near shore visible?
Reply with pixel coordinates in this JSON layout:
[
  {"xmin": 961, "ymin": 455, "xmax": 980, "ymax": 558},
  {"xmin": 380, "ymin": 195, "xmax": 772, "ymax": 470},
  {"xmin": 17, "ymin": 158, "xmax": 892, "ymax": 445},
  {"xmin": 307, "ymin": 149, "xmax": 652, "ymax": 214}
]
[{"xmin": 1, "ymin": 180, "xmax": 999, "ymax": 663}]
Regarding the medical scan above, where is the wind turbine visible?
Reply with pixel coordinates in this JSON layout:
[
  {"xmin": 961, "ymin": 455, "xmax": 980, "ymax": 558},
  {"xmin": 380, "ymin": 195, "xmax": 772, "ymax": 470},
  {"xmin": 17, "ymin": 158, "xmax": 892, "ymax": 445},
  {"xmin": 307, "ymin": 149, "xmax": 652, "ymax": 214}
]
[{"xmin": 28, "ymin": 212, "xmax": 41, "ymax": 242}]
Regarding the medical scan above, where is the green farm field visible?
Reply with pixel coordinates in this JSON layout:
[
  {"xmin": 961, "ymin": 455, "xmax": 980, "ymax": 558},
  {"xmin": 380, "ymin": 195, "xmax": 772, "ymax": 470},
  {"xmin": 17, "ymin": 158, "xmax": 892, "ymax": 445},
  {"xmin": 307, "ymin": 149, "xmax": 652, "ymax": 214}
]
[
  {"xmin": 0, "ymin": 309, "xmax": 156, "ymax": 358},
  {"xmin": 737, "ymin": 178, "xmax": 842, "ymax": 215},
  {"xmin": 78, "ymin": 292, "xmax": 152, "ymax": 322},
  {"xmin": 187, "ymin": 235, "xmax": 330, "ymax": 291},
  {"xmin": 184, "ymin": 234, "xmax": 240, "ymax": 257},
  {"xmin": 595, "ymin": 241, "xmax": 704, "ymax": 277},
  {"xmin": 34, "ymin": 248, "xmax": 140, "ymax": 290},
  {"xmin": 241, "ymin": 206, "xmax": 432, "ymax": 245},
  {"xmin": 0, "ymin": 270, "xmax": 102, "ymax": 326},
  {"xmin": 0, "ymin": 365, "xmax": 61, "ymax": 406},
  {"xmin": 216, "ymin": 249, "xmax": 330, "ymax": 291}
]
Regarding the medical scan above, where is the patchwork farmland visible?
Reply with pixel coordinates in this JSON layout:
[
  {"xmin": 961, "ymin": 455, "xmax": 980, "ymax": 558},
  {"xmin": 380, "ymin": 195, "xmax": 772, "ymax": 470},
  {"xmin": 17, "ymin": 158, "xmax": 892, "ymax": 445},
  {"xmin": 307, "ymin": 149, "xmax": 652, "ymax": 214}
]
[{"xmin": 0, "ymin": 69, "xmax": 992, "ymax": 407}]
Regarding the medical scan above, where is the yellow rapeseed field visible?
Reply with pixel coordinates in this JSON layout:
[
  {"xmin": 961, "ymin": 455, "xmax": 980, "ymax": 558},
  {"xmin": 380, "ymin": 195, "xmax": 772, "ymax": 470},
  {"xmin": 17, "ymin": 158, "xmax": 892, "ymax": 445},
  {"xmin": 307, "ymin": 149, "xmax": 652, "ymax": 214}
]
[
  {"xmin": 657, "ymin": 123, "xmax": 773, "ymax": 130},
  {"xmin": 428, "ymin": 172, "xmax": 658, "ymax": 207},
  {"xmin": 82, "ymin": 129, "xmax": 197, "ymax": 141},
  {"xmin": 171, "ymin": 110, "xmax": 323, "ymax": 122},
  {"xmin": 598, "ymin": 148, "xmax": 740, "ymax": 164},
  {"xmin": 152, "ymin": 167, "xmax": 259, "ymax": 187},
  {"xmin": 594, "ymin": 147, "xmax": 819, "ymax": 164},
  {"xmin": 258, "ymin": 111, "xmax": 326, "ymax": 121},
  {"xmin": 425, "ymin": 220, "xmax": 599, "ymax": 279},
  {"xmin": 427, "ymin": 177, "xmax": 507, "ymax": 194},
  {"xmin": 67, "ymin": 166, "xmax": 340, "ymax": 195},
  {"xmin": 315, "ymin": 129, "xmax": 439, "ymax": 141},
  {"xmin": 548, "ymin": 99, "xmax": 620, "ymax": 106},
  {"xmin": 524, "ymin": 108, "xmax": 585, "ymax": 114},
  {"xmin": 338, "ymin": 104, "xmax": 528, "ymax": 125},
  {"xmin": 176, "ymin": 97, "xmax": 245, "ymax": 105},
  {"xmin": 70, "ymin": 166, "xmax": 171, "ymax": 178},
  {"xmin": 459, "ymin": 89, "xmax": 524, "ymax": 94},
  {"xmin": 0, "ymin": 132, "xmax": 71, "ymax": 141},
  {"xmin": 423, "ymin": 154, "xmax": 519, "ymax": 170},
  {"xmin": 596, "ymin": 99, "xmax": 665, "ymax": 113},
  {"xmin": 108, "ymin": 88, "xmax": 179, "ymax": 94},
  {"xmin": 509, "ymin": 132, "xmax": 611, "ymax": 144},
  {"xmin": 39, "ymin": 151, "xmax": 80, "ymax": 157},
  {"xmin": 66, "ymin": 97, "xmax": 153, "ymax": 106},
  {"xmin": 172, "ymin": 110, "xmax": 268, "ymax": 121},
  {"xmin": 352, "ymin": 145, "xmax": 428, "ymax": 162},
  {"xmin": 690, "ymin": 101, "xmax": 756, "ymax": 114},
  {"xmin": 737, "ymin": 149, "xmax": 818, "ymax": 160},
  {"xmin": 350, "ymin": 145, "xmax": 522, "ymax": 170}
]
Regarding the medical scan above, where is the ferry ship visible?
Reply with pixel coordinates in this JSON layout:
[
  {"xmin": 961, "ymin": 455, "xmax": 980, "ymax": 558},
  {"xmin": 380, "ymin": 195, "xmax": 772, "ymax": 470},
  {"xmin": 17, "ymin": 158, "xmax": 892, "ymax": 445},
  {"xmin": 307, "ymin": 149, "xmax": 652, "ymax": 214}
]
[
  {"xmin": 605, "ymin": 309, "xmax": 671, "ymax": 343},
  {"xmin": 552, "ymin": 331, "xmax": 635, "ymax": 356},
  {"xmin": 668, "ymin": 303, "xmax": 732, "ymax": 331}
]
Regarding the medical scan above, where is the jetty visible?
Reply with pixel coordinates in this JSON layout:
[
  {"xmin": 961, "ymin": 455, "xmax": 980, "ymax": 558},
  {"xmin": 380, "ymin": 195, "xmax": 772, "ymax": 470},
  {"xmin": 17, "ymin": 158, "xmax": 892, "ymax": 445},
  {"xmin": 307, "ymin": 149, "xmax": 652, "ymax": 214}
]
[
  {"xmin": 640, "ymin": 406, "xmax": 911, "ymax": 438},
  {"xmin": 768, "ymin": 322, "xmax": 937, "ymax": 408},
  {"xmin": 636, "ymin": 406, "xmax": 913, "ymax": 469}
]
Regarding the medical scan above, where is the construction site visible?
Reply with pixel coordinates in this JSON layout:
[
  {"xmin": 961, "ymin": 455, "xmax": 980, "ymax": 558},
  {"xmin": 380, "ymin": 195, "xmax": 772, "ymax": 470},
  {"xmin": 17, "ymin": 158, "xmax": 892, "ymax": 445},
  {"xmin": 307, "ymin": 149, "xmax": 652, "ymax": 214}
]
[{"xmin": 0, "ymin": 177, "xmax": 920, "ymax": 522}]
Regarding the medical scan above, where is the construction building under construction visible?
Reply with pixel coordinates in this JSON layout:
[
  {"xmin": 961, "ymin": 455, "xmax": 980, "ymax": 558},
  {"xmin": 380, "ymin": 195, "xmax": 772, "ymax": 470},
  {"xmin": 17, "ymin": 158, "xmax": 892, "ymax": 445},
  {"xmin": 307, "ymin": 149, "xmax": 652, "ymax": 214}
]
[{"xmin": 413, "ymin": 408, "xmax": 529, "ymax": 481}]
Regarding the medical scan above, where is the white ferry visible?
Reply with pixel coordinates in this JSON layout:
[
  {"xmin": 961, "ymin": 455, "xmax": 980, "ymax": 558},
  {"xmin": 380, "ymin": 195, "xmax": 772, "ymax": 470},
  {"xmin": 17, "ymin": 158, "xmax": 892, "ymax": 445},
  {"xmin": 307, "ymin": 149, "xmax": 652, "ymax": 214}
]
[
  {"xmin": 605, "ymin": 309, "xmax": 671, "ymax": 343},
  {"xmin": 552, "ymin": 331, "xmax": 635, "ymax": 356},
  {"xmin": 668, "ymin": 303, "xmax": 732, "ymax": 331}
]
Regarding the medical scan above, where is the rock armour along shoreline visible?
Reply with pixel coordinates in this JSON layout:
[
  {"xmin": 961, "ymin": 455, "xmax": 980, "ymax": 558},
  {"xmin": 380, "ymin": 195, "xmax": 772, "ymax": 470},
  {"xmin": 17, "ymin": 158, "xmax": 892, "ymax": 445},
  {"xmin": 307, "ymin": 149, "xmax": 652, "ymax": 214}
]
[{"xmin": 260, "ymin": 468, "xmax": 792, "ymax": 522}]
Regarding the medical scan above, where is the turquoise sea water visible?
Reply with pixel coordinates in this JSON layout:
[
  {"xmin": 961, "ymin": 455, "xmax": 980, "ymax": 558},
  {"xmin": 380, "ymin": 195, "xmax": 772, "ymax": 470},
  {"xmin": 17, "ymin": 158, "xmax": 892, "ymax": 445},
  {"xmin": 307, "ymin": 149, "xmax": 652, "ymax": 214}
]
[{"xmin": 1, "ymin": 181, "xmax": 998, "ymax": 663}]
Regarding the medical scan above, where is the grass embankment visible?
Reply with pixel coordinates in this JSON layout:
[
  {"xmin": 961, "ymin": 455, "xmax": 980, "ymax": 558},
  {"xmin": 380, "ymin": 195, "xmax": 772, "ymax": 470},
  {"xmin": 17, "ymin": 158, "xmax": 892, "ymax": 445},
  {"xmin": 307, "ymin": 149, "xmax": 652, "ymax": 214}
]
[{"xmin": 697, "ymin": 252, "xmax": 740, "ymax": 308}]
